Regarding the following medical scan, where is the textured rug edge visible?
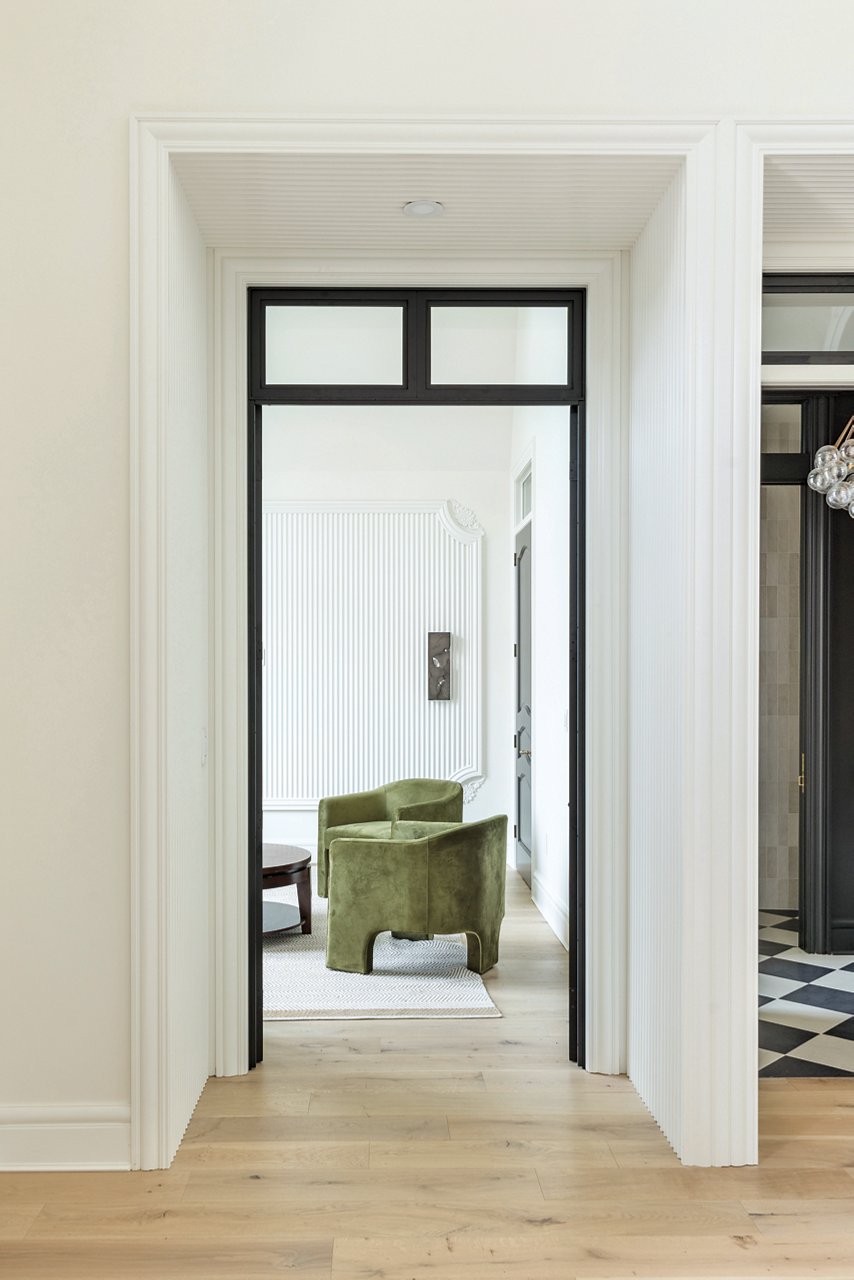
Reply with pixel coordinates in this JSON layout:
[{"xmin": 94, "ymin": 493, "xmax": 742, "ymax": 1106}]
[{"xmin": 264, "ymin": 1005, "xmax": 502, "ymax": 1021}]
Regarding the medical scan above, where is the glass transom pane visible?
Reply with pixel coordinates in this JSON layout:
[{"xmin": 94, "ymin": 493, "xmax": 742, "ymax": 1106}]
[
  {"xmin": 265, "ymin": 306, "xmax": 404, "ymax": 385},
  {"xmin": 520, "ymin": 472, "xmax": 533, "ymax": 519},
  {"xmin": 429, "ymin": 306, "xmax": 568, "ymax": 385},
  {"xmin": 761, "ymin": 403, "xmax": 802, "ymax": 453},
  {"xmin": 763, "ymin": 294, "xmax": 854, "ymax": 353}
]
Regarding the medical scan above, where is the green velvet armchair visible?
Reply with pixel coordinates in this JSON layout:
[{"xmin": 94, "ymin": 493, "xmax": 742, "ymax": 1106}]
[
  {"xmin": 316, "ymin": 778, "xmax": 463, "ymax": 898},
  {"xmin": 325, "ymin": 815, "xmax": 507, "ymax": 976}
]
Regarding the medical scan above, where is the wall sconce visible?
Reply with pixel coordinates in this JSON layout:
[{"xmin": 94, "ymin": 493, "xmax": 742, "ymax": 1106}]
[{"xmin": 427, "ymin": 632, "xmax": 451, "ymax": 700}]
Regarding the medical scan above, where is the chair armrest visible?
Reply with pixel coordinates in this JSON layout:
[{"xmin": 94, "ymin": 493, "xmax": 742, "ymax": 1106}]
[
  {"xmin": 392, "ymin": 819, "xmax": 460, "ymax": 841},
  {"xmin": 316, "ymin": 787, "xmax": 389, "ymax": 898},
  {"xmin": 318, "ymin": 787, "xmax": 388, "ymax": 830}
]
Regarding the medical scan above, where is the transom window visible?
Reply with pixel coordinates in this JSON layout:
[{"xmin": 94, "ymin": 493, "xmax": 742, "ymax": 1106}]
[
  {"xmin": 763, "ymin": 274, "xmax": 854, "ymax": 364},
  {"xmin": 250, "ymin": 288, "xmax": 584, "ymax": 404}
]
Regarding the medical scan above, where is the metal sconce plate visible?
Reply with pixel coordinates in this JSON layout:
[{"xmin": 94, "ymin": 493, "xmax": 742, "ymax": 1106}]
[{"xmin": 428, "ymin": 632, "xmax": 451, "ymax": 700}]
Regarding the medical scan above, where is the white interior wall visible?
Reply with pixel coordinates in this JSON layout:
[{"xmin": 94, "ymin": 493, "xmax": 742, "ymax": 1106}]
[
  {"xmin": 510, "ymin": 399, "xmax": 571, "ymax": 946},
  {"xmin": 162, "ymin": 176, "xmax": 212, "ymax": 1163},
  {"xmin": 7, "ymin": 0, "xmax": 854, "ymax": 1169},
  {"xmin": 261, "ymin": 405, "xmax": 514, "ymax": 847},
  {"xmin": 627, "ymin": 172, "xmax": 688, "ymax": 1155},
  {"xmin": 0, "ymin": 162, "xmax": 212, "ymax": 1171}
]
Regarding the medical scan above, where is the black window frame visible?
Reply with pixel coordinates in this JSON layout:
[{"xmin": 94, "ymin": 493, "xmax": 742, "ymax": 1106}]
[
  {"xmin": 249, "ymin": 286, "xmax": 584, "ymax": 404},
  {"xmin": 762, "ymin": 273, "xmax": 854, "ymax": 366},
  {"xmin": 246, "ymin": 283, "xmax": 587, "ymax": 1072}
]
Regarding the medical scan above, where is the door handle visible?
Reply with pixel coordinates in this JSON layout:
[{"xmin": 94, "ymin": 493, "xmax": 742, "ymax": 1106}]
[{"xmin": 518, "ymin": 749, "xmax": 532, "ymax": 758}]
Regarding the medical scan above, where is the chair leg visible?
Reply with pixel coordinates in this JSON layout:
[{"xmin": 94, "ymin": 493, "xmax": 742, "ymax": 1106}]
[
  {"xmin": 326, "ymin": 928, "xmax": 376, "ymax": 974},
  {"xmin": 465, "ymin": 927, "xmax": 501, "ymax": 974},
  {"xmin": 317, "ymin": 849, "xmax": 329, "ymax": 899},
  {"xmin": 296, "ymin": 870, "xmax": 312, "ymax": 935}
]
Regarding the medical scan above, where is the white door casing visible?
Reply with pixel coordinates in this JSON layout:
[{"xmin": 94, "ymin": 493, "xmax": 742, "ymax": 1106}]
[{"xmin": 131, "ymin": 114, "xmax": 854, "ymax": 1169}]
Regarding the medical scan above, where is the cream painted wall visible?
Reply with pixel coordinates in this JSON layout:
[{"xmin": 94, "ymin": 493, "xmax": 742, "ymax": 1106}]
[{"xmin": 4, "ymin": 0, "xmax": 854, "ymax": 1126}]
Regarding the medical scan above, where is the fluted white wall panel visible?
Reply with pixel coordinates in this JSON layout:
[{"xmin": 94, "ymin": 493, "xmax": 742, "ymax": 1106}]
[
  {"xmin": 262, "ymin": 500, "xmax": 483, "ymax": 811},
  {"xmin": 627, "ymin": 171, "xmax": 688, "ymax": 1155}
]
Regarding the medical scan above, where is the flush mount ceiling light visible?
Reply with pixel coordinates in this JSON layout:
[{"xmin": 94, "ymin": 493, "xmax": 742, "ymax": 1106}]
[{"xmin": 402, "ymin": 199, "xmax": 444, "ymax": 218}]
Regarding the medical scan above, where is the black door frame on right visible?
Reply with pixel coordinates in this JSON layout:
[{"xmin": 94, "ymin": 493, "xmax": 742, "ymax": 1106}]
[
  {"xmin": 762, "ymin": 389, "xmax": 854, "ymax": 954},
  {"xmin": 247, "ymin": 286, "xmax": 587, "ymax": 1068}
]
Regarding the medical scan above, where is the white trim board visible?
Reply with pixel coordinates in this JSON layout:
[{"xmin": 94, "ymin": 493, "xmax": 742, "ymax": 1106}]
[
  {"xmin": 0, "ymin": 1106, "xmax": 131, "ymax": 1172},
  {"xmin": 762, "ymin": 365, "xmax": 854, "ymax": 388},
  {"xmin": 765, "ymin": 244, "xmax": 854, "ymax": 272},
  {"xmin": 212, "ymin": 246, "xmax": 627, "ymax": 1092},
  {"xmin": 129, "ymin": 112, "xmax": 854, "ymax": 1171},
  {"xmin": 532, "ymin": 870, "xmax": 569, "ymax": 951}
]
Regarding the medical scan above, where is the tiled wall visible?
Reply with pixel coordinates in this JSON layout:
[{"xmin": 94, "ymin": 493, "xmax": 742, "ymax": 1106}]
[{"xmin": 759, "ymin": 483, "xmax": 801, "ymax": 911}]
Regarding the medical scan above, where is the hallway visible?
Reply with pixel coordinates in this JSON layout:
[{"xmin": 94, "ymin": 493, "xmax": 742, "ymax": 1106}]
[{"xmin": 4, "ymin": 874, "xmax": 854, "ymax": 1276}]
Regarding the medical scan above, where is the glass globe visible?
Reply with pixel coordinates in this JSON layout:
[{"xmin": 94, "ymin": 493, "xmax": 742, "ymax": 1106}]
[
  {"xmin": 840, "ymin": 440, "xmax": 854, "ymax": 463},
  {"xmin": 825, "ymin": 462, "xmax": 848, "ymax": 484},
  {"xmin": 816, "ymin": 445, "xmax": 842, "ymax": 468},
  {"xmin": 808, "ymin": 468, "xmax": 832, "ymax": 492},
  {"xmin": 827, "ymin": 482, "xmax": 854, "ymax": 509}
]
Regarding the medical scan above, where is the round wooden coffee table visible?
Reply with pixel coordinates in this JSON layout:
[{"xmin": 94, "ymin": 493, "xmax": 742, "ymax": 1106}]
[{"xmin": 262, "ymin": 843, "xmax": 312, "ymax": 936}]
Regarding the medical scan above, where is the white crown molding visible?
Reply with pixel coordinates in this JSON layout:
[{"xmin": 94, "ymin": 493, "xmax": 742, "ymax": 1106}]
[
  {"xmin": 740, "ymin": 120, "xmax": 854, "ymax": 150},
  {"xmin": 133, "ymin": 113, "xmax": 714, "ymax": 156},
  {"xmin": 262, "ymin": 496, "xmax": 485, "ymax": 542}
]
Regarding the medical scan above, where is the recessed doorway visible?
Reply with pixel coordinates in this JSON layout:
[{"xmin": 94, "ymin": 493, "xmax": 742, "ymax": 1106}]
[
  {"xmin": 758, "ymin": 391, "xmax": 854, "ymax": 1077},
  {"xmin": 246, "ymin": 287, "xmax": 586, "ymax": 1068}
]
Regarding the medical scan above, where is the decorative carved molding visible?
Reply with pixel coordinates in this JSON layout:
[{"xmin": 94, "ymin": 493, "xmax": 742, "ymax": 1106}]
[
  {"xmin": 462, "ymin": 778, "xmax": 486, "ymax": 805},
  {"xmin": 446, "ymin": 498, "xmax": 485, "ymax": 537}
]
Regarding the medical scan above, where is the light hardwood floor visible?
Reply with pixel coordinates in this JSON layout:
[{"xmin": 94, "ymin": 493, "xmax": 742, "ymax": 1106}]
[{"xmin": 4, "ymin": 873, "xmax": 854, "ymax": 1277}]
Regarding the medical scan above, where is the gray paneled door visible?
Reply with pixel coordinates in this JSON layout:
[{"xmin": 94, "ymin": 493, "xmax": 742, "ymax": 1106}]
[{"xmin": 515, "ymin": 524, "xmax": 533, "ymax": 886}]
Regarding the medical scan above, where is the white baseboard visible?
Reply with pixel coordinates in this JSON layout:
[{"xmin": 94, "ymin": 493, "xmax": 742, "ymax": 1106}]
[
  {"xmin": 531, "ymin": 871, "xmax": 570, "ymax": 950},
  {"xmin": 0, "ymin": 1105, "xmax": 131, "ymax": 1171}
]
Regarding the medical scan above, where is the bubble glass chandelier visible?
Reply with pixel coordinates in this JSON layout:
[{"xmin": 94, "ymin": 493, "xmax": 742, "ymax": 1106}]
[{"xmin": 807, "ymin": 414, "xmax": 854, "ymax": 514}]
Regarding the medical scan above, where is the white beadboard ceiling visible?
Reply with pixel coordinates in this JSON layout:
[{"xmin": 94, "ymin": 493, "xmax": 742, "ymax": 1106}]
[
  {"xmin": 173, "ymin": 150, "xmax": 854, "ymax": 257},
  {"xmin": 171, "ymin": 152, "xmax": 683, "ymax": 255},
  {"xmin": 765, "ymin": 155, "xmax": 854, "ymax": 243}
]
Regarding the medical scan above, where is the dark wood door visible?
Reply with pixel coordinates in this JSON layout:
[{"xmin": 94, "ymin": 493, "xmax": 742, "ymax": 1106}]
[
  {"xmin": 763, "ymin": 391, "xmax": 854, "ymax": 954},
  {"xmin": 515, "ymin": 524, "xmax": 533, "ymax": 887},
  {"xmin": 804, "ymin": 393, "xmax": 854, "ymax": 951}
]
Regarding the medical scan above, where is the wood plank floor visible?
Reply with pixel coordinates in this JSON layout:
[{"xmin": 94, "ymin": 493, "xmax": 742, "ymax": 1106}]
[{"xmin": 4, "ymin": 872, "xmax": 854, "ymax": 1277}]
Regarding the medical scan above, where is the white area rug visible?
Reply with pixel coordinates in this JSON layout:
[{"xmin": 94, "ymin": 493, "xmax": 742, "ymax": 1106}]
[{"xmin": 263, "ymin": 886, "xmax": 500, "ymax": 1020}]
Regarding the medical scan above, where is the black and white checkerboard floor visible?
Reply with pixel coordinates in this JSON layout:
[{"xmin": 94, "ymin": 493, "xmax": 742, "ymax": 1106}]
[{"xmin": 759, "ymin": 910, "xmax": 854, "ymax": 1076}]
